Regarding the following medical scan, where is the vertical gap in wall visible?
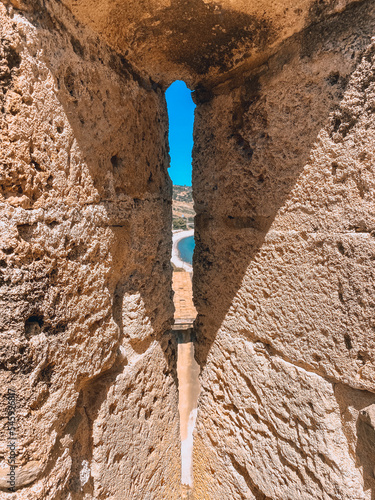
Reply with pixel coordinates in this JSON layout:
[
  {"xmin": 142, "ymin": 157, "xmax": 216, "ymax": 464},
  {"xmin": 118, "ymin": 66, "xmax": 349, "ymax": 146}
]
[{"xmin": 166, "ymin": 80, "xmax": 200, "ymax": 496}]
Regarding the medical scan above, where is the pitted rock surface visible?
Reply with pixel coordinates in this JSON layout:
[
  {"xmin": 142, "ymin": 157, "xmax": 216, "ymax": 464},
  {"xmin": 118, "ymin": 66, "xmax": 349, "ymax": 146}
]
[{"xmin": 0, "ymin": 0, "xmax": 374, "ymax": 499}]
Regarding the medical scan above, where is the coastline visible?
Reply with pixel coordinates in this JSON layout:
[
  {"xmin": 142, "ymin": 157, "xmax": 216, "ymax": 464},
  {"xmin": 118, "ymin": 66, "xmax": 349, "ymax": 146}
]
[{"xmin": 172, "ymin": 229, "xmax": 194, "ymax": 272}]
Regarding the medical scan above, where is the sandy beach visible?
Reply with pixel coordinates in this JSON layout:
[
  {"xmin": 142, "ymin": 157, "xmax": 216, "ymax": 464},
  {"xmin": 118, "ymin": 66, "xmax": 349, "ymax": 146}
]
[{"xmin": 171, "ymin": 229, "xmax": 194, "ymax": 272}]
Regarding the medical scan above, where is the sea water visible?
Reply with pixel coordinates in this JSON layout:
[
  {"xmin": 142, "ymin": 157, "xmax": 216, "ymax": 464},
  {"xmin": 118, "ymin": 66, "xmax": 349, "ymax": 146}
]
[{"xmin": 177, "ymin": 236, "xmax": 195, "ymax": 265}]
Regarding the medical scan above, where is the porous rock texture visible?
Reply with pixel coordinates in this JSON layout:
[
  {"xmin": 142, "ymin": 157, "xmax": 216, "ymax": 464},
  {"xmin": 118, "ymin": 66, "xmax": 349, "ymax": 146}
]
[
  {"xmin": 0, "ymin": 2, "xmax": 179, "ymax": 498},
  {"xmin": 193, "ymin": 2, "xmax": 375, "ymax": 498},
  {"xmin": 0, "ymin": 0, "xmax": 375, "ymax": 499}
]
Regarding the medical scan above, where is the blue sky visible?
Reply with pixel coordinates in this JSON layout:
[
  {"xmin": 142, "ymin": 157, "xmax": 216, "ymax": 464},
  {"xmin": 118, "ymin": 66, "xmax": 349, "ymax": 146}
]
[{"xmin": 166, "ymin": 80, "xmax": 196, "ymax": 186}]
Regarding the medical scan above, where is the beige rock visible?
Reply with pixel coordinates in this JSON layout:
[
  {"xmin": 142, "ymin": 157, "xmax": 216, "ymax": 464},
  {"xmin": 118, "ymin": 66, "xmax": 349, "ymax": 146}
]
[
  {"xmin": 194, "ymin": 335, "xmax": 368, "ymax": 499},
  {"xmin": 192, "ymin": 2, "xmax": 375, "ymax": 498},
  {"xmin": 0, "ymin": 0, "xmax": 375, "ymax": 498},
  {"xmin": 91, "ymin": 337, "xmax": 180, "ymax": 499},
  {"xmin": 0, "ymin": 1, "xmax": 178, "ymax": 498},
  {"xmin": 56, "ymin": 0, "xmax": 360, "ymax": 86}
]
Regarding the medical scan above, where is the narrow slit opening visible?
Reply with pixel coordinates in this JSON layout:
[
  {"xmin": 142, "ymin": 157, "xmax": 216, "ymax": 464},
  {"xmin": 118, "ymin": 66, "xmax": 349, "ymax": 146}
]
[{"xmin": 166, "ymin": 80, "xmax": 200, "ymax": 493}]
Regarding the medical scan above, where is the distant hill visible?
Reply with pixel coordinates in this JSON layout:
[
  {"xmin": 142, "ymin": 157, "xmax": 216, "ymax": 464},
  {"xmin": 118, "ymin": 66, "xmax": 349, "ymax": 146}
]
[
  {"xmin": 172, "ymin": 185, "xmax": 194, "ymax": 229},
  {"xmin": 173, "ymin": 185, "xmax": 193, "ymax": 203}
]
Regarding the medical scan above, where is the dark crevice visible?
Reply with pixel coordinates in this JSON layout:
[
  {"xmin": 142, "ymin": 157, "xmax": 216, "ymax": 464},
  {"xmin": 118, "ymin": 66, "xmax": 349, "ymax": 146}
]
[{"xmin": 229, "ymin": 454, "xmax": 272, "ymax": 500}]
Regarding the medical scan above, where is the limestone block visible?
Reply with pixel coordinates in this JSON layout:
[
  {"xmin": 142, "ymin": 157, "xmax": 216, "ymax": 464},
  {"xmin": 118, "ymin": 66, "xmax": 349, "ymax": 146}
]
[
  {"xmin": 91, "ymin": 338, "xmax": 180, "ymax": 499},
  {"xmin": 193, "ymin": 0, "xmax": 375, "ymax": 390},
  {"xmin": 192, "ymin": 3, "xmax": 375, "ymax": 498},
  {"xmin": 194, "ymin": 335, "xmax": 373, "ymax": 499}
]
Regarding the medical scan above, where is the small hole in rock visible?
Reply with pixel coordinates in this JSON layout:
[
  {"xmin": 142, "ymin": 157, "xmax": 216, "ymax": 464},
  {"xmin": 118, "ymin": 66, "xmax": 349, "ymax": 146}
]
[
  {"xmin": 344, "ymin": 333, "xmax": 352, "ymax": 350},
  {"xmin": 31, "ymin": 159, "xmax": 43, "ymax": 172},
  {"xmin": 25, "ymin": 315, "xmax": 44, "ymax": 338},
  {"xmin": 111, "ymin": 155, "xmax": 120, "ymax": 168},
  {"xmin": 337, "ymin": 242, "xmax": 345, "ymax": 255}
]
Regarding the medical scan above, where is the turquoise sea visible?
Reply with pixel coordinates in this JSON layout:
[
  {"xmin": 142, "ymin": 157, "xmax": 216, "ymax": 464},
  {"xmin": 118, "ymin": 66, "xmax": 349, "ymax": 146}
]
[{"xmin": 177, "ymin": 236, "xmax": 195, "ymax": 265}]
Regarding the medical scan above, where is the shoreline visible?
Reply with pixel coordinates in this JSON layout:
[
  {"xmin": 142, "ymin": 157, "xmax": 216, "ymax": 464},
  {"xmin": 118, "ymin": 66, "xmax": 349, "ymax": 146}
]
[{"xmin": 172, "ymin": 229, "xmax": 194, "ymax": 273}]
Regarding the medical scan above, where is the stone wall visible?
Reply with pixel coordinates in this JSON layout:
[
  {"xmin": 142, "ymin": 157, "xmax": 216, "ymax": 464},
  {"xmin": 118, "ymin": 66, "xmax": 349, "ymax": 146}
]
[
  {"xmin": 192, "ymin": 2, "xmax": 375, "ymax": 498},
  {"xmin": 0, "ymin": 2, "xmax": 180, "ymax": 498},
  {"xmin": 0, "ymin": 0, "xmax": 375, "ymax": 499}
]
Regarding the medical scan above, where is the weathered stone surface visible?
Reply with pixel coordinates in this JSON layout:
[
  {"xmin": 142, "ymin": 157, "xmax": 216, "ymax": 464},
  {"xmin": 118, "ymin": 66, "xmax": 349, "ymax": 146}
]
[
  {"xmin": 91, "ymin": 337, "xmax": 180, "ymax": 499},
  {"xmin": 0, "ymin": 2, "xmax": 179, "ymax": 498},
  {"xmin": 44, "ymin": 0, "xmax": 360, "ymax": 86},
  {"xmin": 192, "ymin": 2, "xmax": 375, "ymax": 498},
  {"xmin": 1, "ymin": 0, "xmax": 375, "ymax": 498},
  {"xmin": 194, "ymin": 335, "xmax": 370, "ymax": 499}
]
